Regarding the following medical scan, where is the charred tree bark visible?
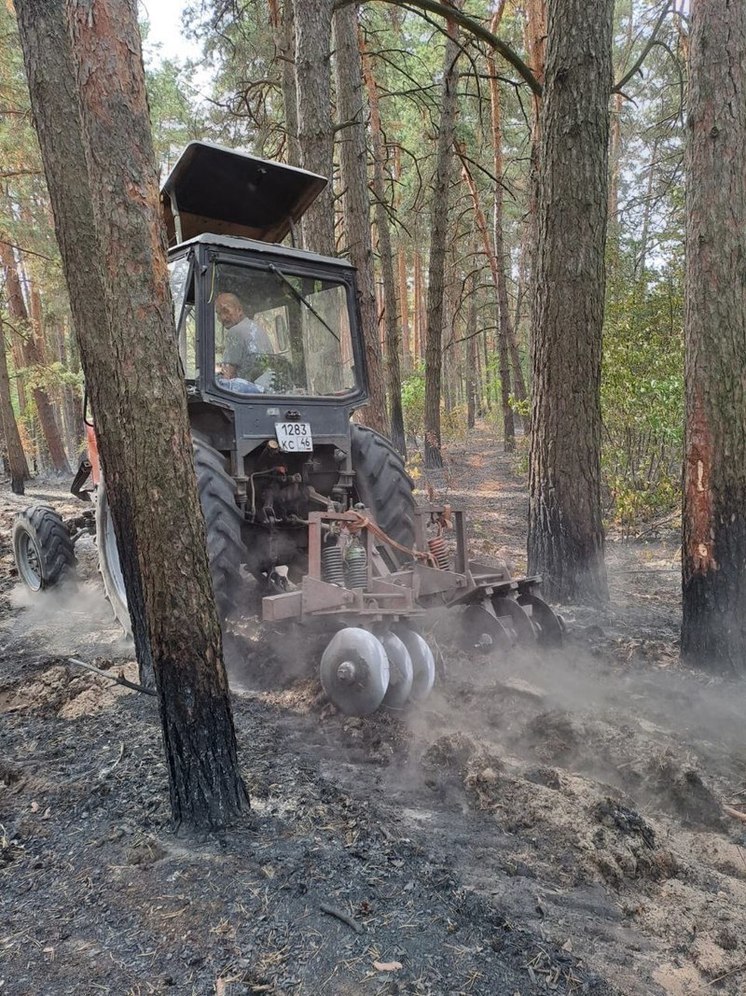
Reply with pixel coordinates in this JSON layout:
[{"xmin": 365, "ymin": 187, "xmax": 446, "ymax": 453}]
[
  {"xmin": 334, "ymin": 5, "xmax": 388, "ymax": 437},
  {"xmin": 424, "ymin": 12, "xmax": 461, "ymax": 468},
  {"xmin": 527, "ymin": 0, "xmax": 612, "ymax": 604},
  {"xmin": 681, "ymin": 0, "xmax": 746, "ymax": 673},
  {"xmin": 292, "ymin": 0, "xmax": 335, "ymax": 255},
  {"xmin": 15, "ymin": 0, "xmax": 247, "ymax": 828},
  {"xmin": 0, "ymin": 316, "xmax": 29, "ymax": 493},
  {"xmin": 361, "ymin": 35, "xmax": 405, "ymax": 455}
]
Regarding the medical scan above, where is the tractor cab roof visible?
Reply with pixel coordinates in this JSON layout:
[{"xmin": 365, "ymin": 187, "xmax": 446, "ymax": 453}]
[
  {"xmin": 161, "ymin": 141, "xmax": 327, "ymax": 247},
  {"xmin": 170, "ymin": 232, "xmax": 355, "ymax": 272}
]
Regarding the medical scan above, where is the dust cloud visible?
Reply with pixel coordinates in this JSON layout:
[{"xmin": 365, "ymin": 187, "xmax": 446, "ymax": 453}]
[{"xmin": 4, "ymin": 577, "xmax": 132, "ymax": 662}]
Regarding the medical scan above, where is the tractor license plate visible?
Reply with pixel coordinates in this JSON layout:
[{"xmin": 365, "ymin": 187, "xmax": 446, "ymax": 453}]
[{"xmin": 275, "ymin": 421, "xmax": 313, "ymax": 452}]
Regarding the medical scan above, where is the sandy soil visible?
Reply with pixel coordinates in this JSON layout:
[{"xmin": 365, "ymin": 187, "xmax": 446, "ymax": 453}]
[{"xmin": 2, "ymin": 428, "xmax": 746, "ymax": 996}]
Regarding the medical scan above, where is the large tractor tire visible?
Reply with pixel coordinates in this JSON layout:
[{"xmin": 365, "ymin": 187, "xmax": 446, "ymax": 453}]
[
  {"xmin": 97, "ymin": 438, "xmax": 246, "ymax": 634},
  {"xmin": 12, "ymin": 505, "xmax": 76, "ymax": 592},
  {"xmin": 350, "ymin": 425, "xmax": 416, "ymax": 567}
]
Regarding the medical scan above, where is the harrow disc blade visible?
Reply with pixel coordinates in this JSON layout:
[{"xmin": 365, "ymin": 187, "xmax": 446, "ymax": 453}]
[
  {"xmin": 491, "ymin": 595, "xmax": 537, "ymax": 647},
  {"xmin": 320, "ymin": 627, "xmax": 389, "ymax": 716},
  {"xmin": 381, "ymin": 632, "xmax": 414, "ymax": 710},
  {"xmin": 517, "ymin": 593, "xmax": 564, "ymax": 647},
  {"xmin": 461, "ymin": 602, "xmax": 515, "ymax": 655},
  {"xmin": 394, "ymin": 627, "xmax": 435, "ymax": 703}
]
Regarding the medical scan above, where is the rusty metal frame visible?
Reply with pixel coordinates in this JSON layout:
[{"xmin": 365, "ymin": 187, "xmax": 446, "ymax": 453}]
[{"xmin": 261, "ymin": 505, "xmax": 544, "ymax": 625}]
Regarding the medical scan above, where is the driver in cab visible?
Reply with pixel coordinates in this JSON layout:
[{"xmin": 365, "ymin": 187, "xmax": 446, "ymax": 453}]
[{"xmin": 215, "ymin": 291, "xmax": 274, "ymax": 393}]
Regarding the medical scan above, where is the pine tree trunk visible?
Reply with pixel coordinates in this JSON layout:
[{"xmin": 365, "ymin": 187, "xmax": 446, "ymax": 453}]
[
  {"xmin": 0, "ymin": 242, "xmax": 70, "ymax": 474},
  {"xmin": 458, "ymin": 150, "xmax": 514, "ymax": 450},
  {"xmin": 681, "ymin": 0, "xmax": 746, "ymax": 673},
  {"xmin": 398, "ymin": 245, "xmax": 411, "ymax": 375},
  {"xmin": 527, "ymin": 0, "xmax": 613, "ymax": 604},
  {"xmin": 424, "ymin": 14, "xmax": 461, "ymax": 469},
  {"xmin": 466, "ymin": 283, "xmax": 477, "ymax": 430},
  {"xmin": 488, "ymin": 5, "xmax": 527, "ymax": 419},
  {"xmin": 292, "ymin": 0, "xmax": 334, "ymax": 255},
  {"xmin": 0, "ymin": 316, "xmax": 29, "ymax": 493},
  {"xmin": 333, "ymin": 5, "xmax": 388, "ymax": 437},
  {"xmin": 15, "ymin": 0, "xmax": 247, "ymax": 829},
  {"xmin": 522, "ymin": 0, "xmax": 547, "ymax": 344},
  {"xmin": 269, "ymin": 0, "xmax": 301, "ymax": 169},
  {"xmin": 413, "ymin": 249, "xmax": 423, "ymax": 364},
  {"xmin": 361, "ymin": 36, "xmax": 405, "ymax": 455}
]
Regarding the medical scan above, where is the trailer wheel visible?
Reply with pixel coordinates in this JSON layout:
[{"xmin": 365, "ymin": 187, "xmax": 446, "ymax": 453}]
[
  {"xmin": 12, "ymin": 505, "xmax": 76, "ymax": 592},
  {"xmin": 97, "ymin": 438, "xmax": 246, "ymax": 634},
  {"xmin": 350, "ymin": 425, "xmax": 415, "ymax": 567}
]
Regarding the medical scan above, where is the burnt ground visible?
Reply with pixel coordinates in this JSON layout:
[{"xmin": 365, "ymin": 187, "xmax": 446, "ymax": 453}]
[{"xmin": 2, "ymin": 425, "xmax": 746, "ymax": 996}]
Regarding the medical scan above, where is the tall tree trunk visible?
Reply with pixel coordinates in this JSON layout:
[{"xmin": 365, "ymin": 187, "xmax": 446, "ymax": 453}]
[
  {"xmin": 527, "ymin": 0, "xmax": 613, "ymax": 604},
  {"xmin": 635, "ymin": 135, "xmax": 660, "ymax": 282},
  {"xmin": 16, "ymin": 0, "xmax": 246, "ymax": 829},
  {"xmin": 361, "ymin": 35, "xmax": 405, "ymax": 454},
  {"xmin": 333, "ymin": 6, "xmax": 388, "ymax": 437},
  {"xmin": 0, "ymin": 242, "xmax": 70, "ymax": 473},
  {"xmin": 681, "ymin": 0, "xmax": 746, "ymax": 673},
  {"xmin": 269, "ymin": 0, "xmax": 301, "ymax": 169},
  {"xmin": 466, "ymin": 276, "xmax": 477, "ymax": 430},
  {"xmin": 413, "ymin": 248, "xmax": 423, "ymax": 364},
  {"xmin": 292, "ymin": 0, "xmax": 335, "ymax": 255},
  {"xmin": 398, "ymin": 244, "xmax": 411, "ymax": 374},
  {"xmin": 0, "ymin": 316, "xmax": 29, "ymax": 494},
  {"xmin": 522, "ymin": 0, "xmax": 547, "ymax": 347},
  {"xmin": 457, "ymin": 150, "xmax": 514, "ymax": 450},
  {"xmin": 488, "ymin": 4, "xmax": 527, "ymax": 419},
  {"xmin": 424, "ymin": 13, "xmax": 461, "ymax": 469}
]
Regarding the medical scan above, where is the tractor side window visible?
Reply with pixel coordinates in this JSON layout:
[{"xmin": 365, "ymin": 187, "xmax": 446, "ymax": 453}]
[
  {"xmin": 213, "ymin": 261, "xmax": 357, "ymax": 397},
  {"xmin": 169, "ymin": 257, "xmax": 198, "ymax": 380}
]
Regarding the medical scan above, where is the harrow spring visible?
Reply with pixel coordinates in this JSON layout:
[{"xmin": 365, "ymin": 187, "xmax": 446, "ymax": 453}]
[
  {"xmin": 345, "ymin": 543, "xmax": 368, "ymax": 589},
  {"xmin": 428, "ymin": 535, "xmax": 451, "ymax": 571},
  {"xmin": 321, "ymin": 544, "xmax": 345, "ymax": 586}
]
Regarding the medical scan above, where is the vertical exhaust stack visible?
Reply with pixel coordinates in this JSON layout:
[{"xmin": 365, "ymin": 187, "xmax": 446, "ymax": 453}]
[{"xmin": 160, "ymin": 141, "xmax": 328, "ymax": 246}]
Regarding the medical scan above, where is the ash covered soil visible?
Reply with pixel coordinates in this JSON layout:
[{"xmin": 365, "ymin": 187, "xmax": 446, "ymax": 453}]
[{"xmin": 2, "ymin": 427, "xmax": 746, "ymax": 996}]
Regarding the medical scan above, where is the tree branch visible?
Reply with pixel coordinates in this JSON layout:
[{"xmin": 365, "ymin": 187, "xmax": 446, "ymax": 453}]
[
  {"xmin": 336, "ymin": 0, "xmax": 542, "ymax": 96},
  {"xmin": 613, "ymin": 1, "xmax": 672, "ymax": 94}
]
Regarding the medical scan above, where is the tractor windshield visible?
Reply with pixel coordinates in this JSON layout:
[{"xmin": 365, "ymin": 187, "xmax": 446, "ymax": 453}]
[{"xmin": 212, "ymin": 261, "xmax": 357, "ymax": 397}]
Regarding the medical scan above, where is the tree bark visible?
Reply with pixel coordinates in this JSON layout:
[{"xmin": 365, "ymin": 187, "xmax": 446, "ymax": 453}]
[
  {"xmin": 681, "ymin": 0, "xmax": 746, "ymax": 673},
  {"xmin": 458, "ymin": 150, "xmax": 514, "ymax": 450},
  {"xmin": 361, "ymin": 34, "xmax": 405, "ymax": 454},
  {"xmin": 488, "ymin": 4, "xmax": 527, "ymax": 420},
  {"xmin": 527, "ymin": 0, "xmax": 613, "ymax": 604},
  {"xmin": 522, "ymin": 0, "xmax": 547, "ymax": 346},
  {"xmin": 0, "ymin": 316, "xmax": 29, "ymax": 493},
  {"xmin": 424, "ymin": 12, "xmax": 461, "ymax": 468},
  {"xmin": 0, "ymin": 241, "xmax": 71, "ymax": 474},
  {"xmin": 268, "ymin": 0, "xmax": 301, "ymax": 169},
  {"xmin": 15, "ymin": 0, "xmax": 247, "ymax": 829},
  {"xmin": 333, "ymin": 6, "xmax": 388, "ymax": 437},
  {"xmin": 292, "ymin": 0, "xmax": 335, "ymax": 255}
]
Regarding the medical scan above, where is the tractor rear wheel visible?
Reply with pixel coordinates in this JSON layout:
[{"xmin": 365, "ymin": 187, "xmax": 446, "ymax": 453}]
[
  {"xmin": 12, "ymin": 505, "xmax": 76, "ymax": 592},
  {"xmin": 350, "ymin": 425, "xmax": 415, "ymax": 567},
  {"xmin": 97, "ymin": 438, "xmax": 246, "ymax": 634}
]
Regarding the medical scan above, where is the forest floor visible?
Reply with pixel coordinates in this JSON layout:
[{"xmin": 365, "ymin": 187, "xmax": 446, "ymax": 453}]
[{"xmin": 2, "ymin": 423, "xmax": 746, "ymax": 996}]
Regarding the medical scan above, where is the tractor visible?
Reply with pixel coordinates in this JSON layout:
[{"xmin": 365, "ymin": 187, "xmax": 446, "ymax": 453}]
[{"xmin": 12, "ymin": 142, "xmax": 562, "ymax": 716}]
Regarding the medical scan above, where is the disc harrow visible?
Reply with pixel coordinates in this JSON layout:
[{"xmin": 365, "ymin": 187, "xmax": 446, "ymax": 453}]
[{"xmin": 263, "ymin": 504, "xmax": 563, "ymax": 716}]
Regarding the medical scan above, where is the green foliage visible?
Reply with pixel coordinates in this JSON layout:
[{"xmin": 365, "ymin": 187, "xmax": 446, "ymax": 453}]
[
  {"xmin": 602, "ymin": 257, "xmax": 684, "ymax": 530},
  {"xmin": 401, "ymin": 364, "xmax": 425, "ymax": 438}
]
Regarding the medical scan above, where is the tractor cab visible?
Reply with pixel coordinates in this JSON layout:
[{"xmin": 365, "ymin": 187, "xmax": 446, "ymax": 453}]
[{"xmin": 162, "ymin": 143, "xmax": 368, "ymax": 476}]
